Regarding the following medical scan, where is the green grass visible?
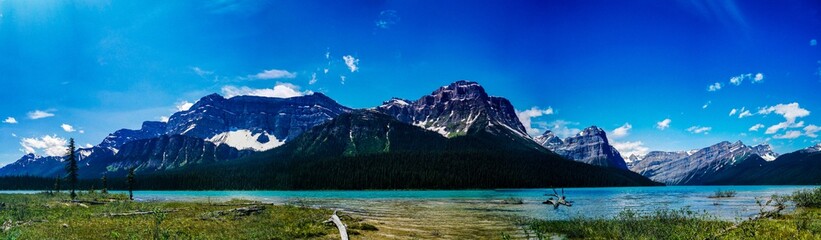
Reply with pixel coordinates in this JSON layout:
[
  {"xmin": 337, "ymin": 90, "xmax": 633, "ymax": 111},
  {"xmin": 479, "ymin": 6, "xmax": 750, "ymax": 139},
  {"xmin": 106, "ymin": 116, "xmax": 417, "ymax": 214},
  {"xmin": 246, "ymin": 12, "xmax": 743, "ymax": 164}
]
[
  {"xmin": 529, "ymin": 208, "xmax": 731, "ymax": 240},
  {"xmin": 0, "ymin": 192, "xmax": 345, "ymax": 240},
  {"xmin": 529, "ymin": 188, "xmax": 821, "ymax": 240}
]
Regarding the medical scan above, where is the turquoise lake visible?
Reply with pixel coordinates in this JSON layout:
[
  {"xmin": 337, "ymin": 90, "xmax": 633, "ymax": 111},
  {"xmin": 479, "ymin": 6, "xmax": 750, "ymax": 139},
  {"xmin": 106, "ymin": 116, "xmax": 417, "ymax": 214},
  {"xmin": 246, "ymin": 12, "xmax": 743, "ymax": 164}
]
[{"xmin": 2, "ymin": 185, "xmax": 815, "ymax": 221}]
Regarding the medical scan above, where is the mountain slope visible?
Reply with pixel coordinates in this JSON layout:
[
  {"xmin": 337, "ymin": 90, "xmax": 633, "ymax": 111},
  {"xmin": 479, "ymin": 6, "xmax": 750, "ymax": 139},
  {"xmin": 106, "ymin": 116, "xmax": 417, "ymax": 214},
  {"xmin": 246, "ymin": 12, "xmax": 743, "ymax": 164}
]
[
  {"xmin": 697, "ymin": 144, "xmax": 821, "ymax": 185},
  {"xmin": 135, "ymin": 111, "xmax": 660, "ymax": 189},
  {"xmin": 534, "ymin": 127, "xmax": 629, "ymax": 169},
  {"xmin": 628, "ymin": 141, "xmax": 778, "ymax": 185}
]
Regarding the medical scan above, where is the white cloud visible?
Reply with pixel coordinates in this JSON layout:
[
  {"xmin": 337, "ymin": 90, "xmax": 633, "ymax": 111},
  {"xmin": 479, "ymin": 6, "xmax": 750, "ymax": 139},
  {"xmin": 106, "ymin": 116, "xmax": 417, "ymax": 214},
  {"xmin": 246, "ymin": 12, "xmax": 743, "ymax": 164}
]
[
  {"xmin": 729, "ymin": 108, "xmax": 737, "ymax": 116},
  {"xmin": 773, "ymin": 130, "xmax": 802, "ymax": 139},
  {"xmin": 323, "ymin": 68, "xmax": 329, "ymax": 74},
  {"xmin": 60, "ymin": 124, "xmax": 76, "ymax": 133},
  {"xmin": 78, "ymin": 130, "xmax": 84, "ymax": 134},
  {"xmin": 612, "ymin": 141, "xmax": 650, "ymax": 160},
  {"xmin": 340, "ymin": 75, "xmax": 346, "ymax": 84},
  {"xmin": 753, "ymin": 73, "xmax": 764, "ymax": 83},
  {"xmin": 546, "ymin": 120, "xmax": 581, "ymax": 139},
  {"xmin": 805, "ymin": 125, "xmax": 820, "ymax": 138},
  {"xmin": 342, "ymin": 55, "xmax": 359, "ymax": 72},
  {"xmin": 222, "ymin": 82, "xmax": 312, "ymax": 99},
  {"xmin": 812, "ymin": 39, "xmax": 817, "ymax": 46},
  {"xmin": 252, "ymin": 69, "xmax": 297, "ymax": 79},
  {"xmin": 610, "ymin": 123, "xmax": 632, "ymax": 139},
  {"xmin": 728, "ymin": 73, "xmax": 763, "ymax": 86},
  {"xmin": 702, "ymin": 101, "xmax": 711, "ymax": 109},
  {"xmin": 3, "ymin": 117, "xmax": 17, "ymax": 124},
  {"xmin": 516, "ymin": 106, "xmax": 554, "ymax": 136},
  {"xmin": 27, "ymin": 110, "xmax": 55, "ymax": 119},
  {"xmin": 160, "ymin": 116, "xmax": 170, "ymax": 123},
  {"xmin": 309, "ymin": 72, "xmax": 317, "ymax": 85},
  {"xmin": 738, "ymin": 108, "xmax": 752, "ymax": 118},
  {"xmin": 176, "ymin": 101, "xmax": 194, "ymax": 111},
  {"xmin": 656, "ymin": 118, "xmax": 671, "ymax": 130},
  {"xmin": 20, "ymin": 135, "xmax": 68, "ymax": 157},
  {"xmin": 758, "ymin": 102, "xmax": 810, "ymax": 135},
  {"xmin": 84, "ymin": 143, "xmax": 93, "ymax": 148},
  {"xmin": 687, "ymin": 126, "xmax": 712, "ymax": 134},
  {"xmin": 11, "ymin": 133, "xmax": 17, "ymax": 137},
  {"xmin": 749, "ymin": 124, "xmax": 765, "ymax": 132},
  {"xmin": 191, "ymin": 67, "xmax": 214, "ymax": 77},
  {"xmin": 707, "ymin": 82, "xmax": 722, "ymax": 91}
]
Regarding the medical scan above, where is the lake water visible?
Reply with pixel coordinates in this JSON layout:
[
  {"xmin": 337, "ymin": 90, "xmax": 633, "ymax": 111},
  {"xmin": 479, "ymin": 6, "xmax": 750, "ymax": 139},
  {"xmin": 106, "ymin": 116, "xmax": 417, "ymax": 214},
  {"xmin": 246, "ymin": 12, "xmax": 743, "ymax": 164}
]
[{"xmin": 2, "ymin": 186, "xmax": 815, "ymax": 221}]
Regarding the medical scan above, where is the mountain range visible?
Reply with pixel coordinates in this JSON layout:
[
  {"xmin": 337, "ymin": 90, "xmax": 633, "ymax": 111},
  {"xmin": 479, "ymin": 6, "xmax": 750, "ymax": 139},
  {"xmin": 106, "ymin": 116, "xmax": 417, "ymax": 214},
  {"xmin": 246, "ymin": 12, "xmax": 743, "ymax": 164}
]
[{"xmin": 1, "ymin": 80, "xmax": 819, "ymax": 188}]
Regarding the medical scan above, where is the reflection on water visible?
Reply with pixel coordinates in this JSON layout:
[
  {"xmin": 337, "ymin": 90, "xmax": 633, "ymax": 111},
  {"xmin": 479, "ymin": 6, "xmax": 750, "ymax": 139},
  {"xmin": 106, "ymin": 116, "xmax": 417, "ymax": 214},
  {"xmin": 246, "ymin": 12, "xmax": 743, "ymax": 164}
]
[{"xmin": 2, "ymin": 185, "xmax": 814, "ymax": 221}]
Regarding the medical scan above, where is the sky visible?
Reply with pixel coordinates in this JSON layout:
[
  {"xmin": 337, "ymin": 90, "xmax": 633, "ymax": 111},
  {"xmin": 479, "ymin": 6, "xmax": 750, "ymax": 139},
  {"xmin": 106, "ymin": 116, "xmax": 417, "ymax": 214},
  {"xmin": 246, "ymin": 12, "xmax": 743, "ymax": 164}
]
[{"xmin": 1, "ymin": 0, "xmax": 820, "ymax": 166}]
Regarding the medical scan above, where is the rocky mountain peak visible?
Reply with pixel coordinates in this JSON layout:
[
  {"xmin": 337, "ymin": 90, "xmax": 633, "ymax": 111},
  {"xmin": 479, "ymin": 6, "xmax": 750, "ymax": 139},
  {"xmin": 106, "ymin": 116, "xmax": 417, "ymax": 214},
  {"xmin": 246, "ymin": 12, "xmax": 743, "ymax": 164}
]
[
  {"xmin": 375, "ymin": 80, "xmax": 527, "ymax": 138},
  {"xmin": 537, "ymin": 125, "xmax": 628, "ymax": 170}
]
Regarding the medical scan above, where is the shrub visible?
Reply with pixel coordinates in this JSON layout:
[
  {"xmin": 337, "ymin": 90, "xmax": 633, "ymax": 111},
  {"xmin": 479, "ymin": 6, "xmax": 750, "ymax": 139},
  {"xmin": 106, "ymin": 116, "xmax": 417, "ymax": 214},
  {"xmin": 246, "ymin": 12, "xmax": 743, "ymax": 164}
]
[{"xmin": 791, "ymin": 187, "xmax": 821, "ymax": 208}]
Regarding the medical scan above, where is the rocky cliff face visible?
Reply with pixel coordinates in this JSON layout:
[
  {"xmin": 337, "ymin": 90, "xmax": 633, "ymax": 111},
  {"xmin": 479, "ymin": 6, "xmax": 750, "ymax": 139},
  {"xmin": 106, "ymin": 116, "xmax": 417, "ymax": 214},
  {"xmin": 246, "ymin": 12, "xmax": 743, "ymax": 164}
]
[
  {"xmin": 627, "ymin": 141, "xmax": 779, "ymax": 185},
  {"xmin": 374, "ymin": 80, "xmax": 528, "ymax": 138},
  {"xmin": 165, "ymin": 93, "xmax": 351, "ymax": 151},
  {"xmin": 99, "ymin": 121, "xmax": 167, "ymax": 150},
  {"xmin": 534, "ymin": 126, "xmax": 629, "ymax": 170},
  {"xmin": 106, "ymin": 135, "xmax": 252, "ymax": 174}
]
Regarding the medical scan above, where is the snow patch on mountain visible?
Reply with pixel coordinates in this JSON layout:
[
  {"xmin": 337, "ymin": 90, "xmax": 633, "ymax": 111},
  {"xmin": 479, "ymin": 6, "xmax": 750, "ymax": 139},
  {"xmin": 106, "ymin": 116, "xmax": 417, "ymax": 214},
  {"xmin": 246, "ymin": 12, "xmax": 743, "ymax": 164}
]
[{"xmin": 206, "ymin": 129, "xmax": 285, "ymax": 151}]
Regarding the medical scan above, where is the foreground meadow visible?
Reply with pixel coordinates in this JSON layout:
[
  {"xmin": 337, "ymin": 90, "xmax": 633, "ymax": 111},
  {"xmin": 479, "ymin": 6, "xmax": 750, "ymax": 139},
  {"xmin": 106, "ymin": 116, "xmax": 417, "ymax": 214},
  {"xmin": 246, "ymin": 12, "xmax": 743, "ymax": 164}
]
[{"xmin": 1, "ymin": 188, "xmax": 820, "ymax": 239}]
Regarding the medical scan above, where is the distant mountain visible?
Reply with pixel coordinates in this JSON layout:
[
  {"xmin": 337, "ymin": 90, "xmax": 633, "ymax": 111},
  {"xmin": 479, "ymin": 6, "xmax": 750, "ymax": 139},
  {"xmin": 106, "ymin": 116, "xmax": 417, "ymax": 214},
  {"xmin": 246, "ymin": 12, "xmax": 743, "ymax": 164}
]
[
  {"xmin": 375, "ymin": 80, "xmax": 528, "ymax": 138},
  {"xmin": 533, "ymin": 127, "xmax": 629, "ymax": 170},
  {"xmin": 0, "ymin": 147, "xmax": 116, "ymax": 178},
  {"xmin": 134, "ymin": 110, "xmax": 660, "ymax": 189},
  {"xmin": 695, "ymin": 143, "xmax": 821, "ymax": 185},
  {"xmin": 0, "ymin": 93, "xmax": 351, "ymax": 178},
  {"xmin": 627, "ymin": 141, "xmax": 778, "ymax": 185}
]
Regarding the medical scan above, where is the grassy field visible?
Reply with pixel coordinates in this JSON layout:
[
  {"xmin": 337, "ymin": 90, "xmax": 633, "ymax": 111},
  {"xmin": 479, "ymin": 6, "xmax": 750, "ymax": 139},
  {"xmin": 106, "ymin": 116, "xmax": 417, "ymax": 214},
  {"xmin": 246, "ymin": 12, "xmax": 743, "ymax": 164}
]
[
  {"xmin": 0, "ymin": 192, "xmax": 356, "ymax": 240},
  {"xmin": 529, "ymin": 188, "xmax": 821, "ymax": 240},
  {"xmin": 2, "ymin": 188, "xmax": 821, "ymax": 239}
]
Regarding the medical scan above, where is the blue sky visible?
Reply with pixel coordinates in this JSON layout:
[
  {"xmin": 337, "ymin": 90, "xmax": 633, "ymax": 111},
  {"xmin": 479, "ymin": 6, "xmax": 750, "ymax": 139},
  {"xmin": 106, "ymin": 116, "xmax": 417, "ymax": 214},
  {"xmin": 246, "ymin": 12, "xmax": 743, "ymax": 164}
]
[{"xmin": 1, "ymin": 0, "xmax": 820, "ymax": 165}]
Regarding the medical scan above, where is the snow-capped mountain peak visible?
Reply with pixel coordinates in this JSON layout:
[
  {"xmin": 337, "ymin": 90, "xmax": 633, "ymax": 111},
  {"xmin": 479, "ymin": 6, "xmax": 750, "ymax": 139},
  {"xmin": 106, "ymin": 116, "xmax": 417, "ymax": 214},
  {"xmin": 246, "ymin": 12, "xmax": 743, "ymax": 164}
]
[{"xmin": 535, "ymin": 125, "xmax": 628, "ymax": 169}]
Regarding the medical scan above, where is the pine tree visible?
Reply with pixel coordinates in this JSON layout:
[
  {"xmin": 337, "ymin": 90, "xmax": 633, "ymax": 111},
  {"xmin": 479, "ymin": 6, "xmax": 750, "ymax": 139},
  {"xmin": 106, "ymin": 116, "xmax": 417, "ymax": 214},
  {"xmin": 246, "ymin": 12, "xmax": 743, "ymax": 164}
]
[
  {"xmin": 101, "ymin": 174, "xmax": 108, "ymax": 194},
  {"xmin": 127, "ymin": 168, "xmax": 136, "ymax": 200},
  {"xmin": 65, "ymin": 138, "xmax": 78, "ymax": 200},
  {"xmin": 54, "ymin": 175, "xmax": 61, "ymax": 193}
]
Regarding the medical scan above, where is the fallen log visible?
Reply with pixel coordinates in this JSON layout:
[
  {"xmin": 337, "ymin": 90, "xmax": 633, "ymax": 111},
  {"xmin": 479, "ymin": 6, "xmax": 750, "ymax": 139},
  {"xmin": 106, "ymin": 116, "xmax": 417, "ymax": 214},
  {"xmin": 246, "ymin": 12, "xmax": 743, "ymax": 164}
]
[
  {"xmin": 324, "ymin": 210, "xmax": 349, "ymax": 240},
  {"xmin": 215, "ymin": 205, "xmax": 266, "ymax": 216},
  {"xmin": 63, "ymin": 200, "xmax": 107, "ymax": 205}
]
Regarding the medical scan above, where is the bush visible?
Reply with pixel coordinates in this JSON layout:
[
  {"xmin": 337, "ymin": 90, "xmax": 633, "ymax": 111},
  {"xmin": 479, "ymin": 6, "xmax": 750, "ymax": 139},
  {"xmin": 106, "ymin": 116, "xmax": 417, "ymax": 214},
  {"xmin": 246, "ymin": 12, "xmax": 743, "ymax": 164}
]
[
  {"xmin": 791, "ymin": 187, "xmax": 821, "ymax": 208},
  {"xmin": 709, "ymin": 189, "xmax": 738, "ymax": 198}
]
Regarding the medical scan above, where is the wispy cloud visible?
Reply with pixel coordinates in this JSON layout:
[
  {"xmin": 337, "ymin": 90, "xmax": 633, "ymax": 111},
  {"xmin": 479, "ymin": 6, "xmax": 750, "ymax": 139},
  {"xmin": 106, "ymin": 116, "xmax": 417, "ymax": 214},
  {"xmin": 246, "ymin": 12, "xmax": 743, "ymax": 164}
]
[
  {"xmin": 749, "ymin": 123, "xmax": 765, "ymax": 132},
  {"xmin": 191, "ymin": 67, "xmax": 214, "ymax": 78},
  {"xmin": 252, "ymin": 69, "xmax": 297, "ymax": 80},
  {"xmin": 729, "ymin": 72, "xmax": 764, "ymax": 86},
  {"xmin": 812, "ymin": 39, "xmax": 817, "ymax": 46},
  {"xmin": 612, "ymin": 141, "xmax": 650, "ymax": 159},
  {"xmin": 729, "ymin": 108, "xmax": 737, "ymax": 116},
  {"xmin": 545, "ymin": 120, "xmax": 581, "ymax": 139},
  {"xmin": 3, "ymin": 117, "xmax": 17, "ymax": 124},
  {"xmin": 773, "ymin": 130, "xmax": 801, "ymax": 139},
  {"xmin": 222, "ymin": 82, "xmax": 312, "ymax": 99},
  {"xmin": 687, "ymin": 126, "xmax": 712, "ymax": 134},
  {"xmin": 702, "ymin": 101, "xmax": 711, "ymax": 109},
  {"xmin": 707, "ymin": 82, "xmax": 722, "ymax": 91},
  {"xmin": 309, "ymin": 72, "xmax": 318, "ymax": 85},
  {"xmin": 610, "ymin": 123, "xmax": 632, "ymax": 139},
  {"xmin": 656, "ymin": 118, "xmax": 671, "ymax": 130},
  {"xmin": 516, "ymin": 106, "xmax": 554, "ymax": 136},
  {"xmin": 342, "ymin": 55, "xmax": 359, "ymax": 72},
  {"xmin": 27, "ymin": 110, "xmax": 55, "ymax": 120},
  {"xmin": 738, "ymin": 107, "xmax": 752, "ymax": 118},
  {"xmin": 375, "ymin": 10, "xmax": 400, "ymax": 29},
  {"xmin": 805, "ymin": 125, "xmax": 820, "ymax": 138}
]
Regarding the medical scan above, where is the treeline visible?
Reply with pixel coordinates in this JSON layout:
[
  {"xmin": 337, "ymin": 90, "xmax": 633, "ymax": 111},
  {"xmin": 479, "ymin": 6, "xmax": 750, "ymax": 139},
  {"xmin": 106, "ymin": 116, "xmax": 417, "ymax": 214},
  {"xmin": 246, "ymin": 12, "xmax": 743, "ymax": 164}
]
[
  {"xmin": 0, "ymin": 150, "xmax": 658, "ymax": 190},
  {"xmin": 0, "ymin": 175, "xmax": 140, "ymax": 191}
]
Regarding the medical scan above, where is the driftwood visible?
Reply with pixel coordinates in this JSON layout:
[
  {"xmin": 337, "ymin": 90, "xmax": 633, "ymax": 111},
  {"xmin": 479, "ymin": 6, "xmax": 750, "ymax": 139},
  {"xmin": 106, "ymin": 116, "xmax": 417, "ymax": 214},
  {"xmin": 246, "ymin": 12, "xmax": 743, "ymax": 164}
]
[
  {"xmin": 324, "ymin": 210, "xmax": 349, "ymax": 240},
  {"xmin": 2, "ymin": 219, "xmax": 47, "ymax": 232},
  {"xmin": 101, "ymin": 209, "xmax": 178, "ymax": 217},
  {"xmin": 213, "ymin": 205, "xmax": 266, "ymax": 216}
]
